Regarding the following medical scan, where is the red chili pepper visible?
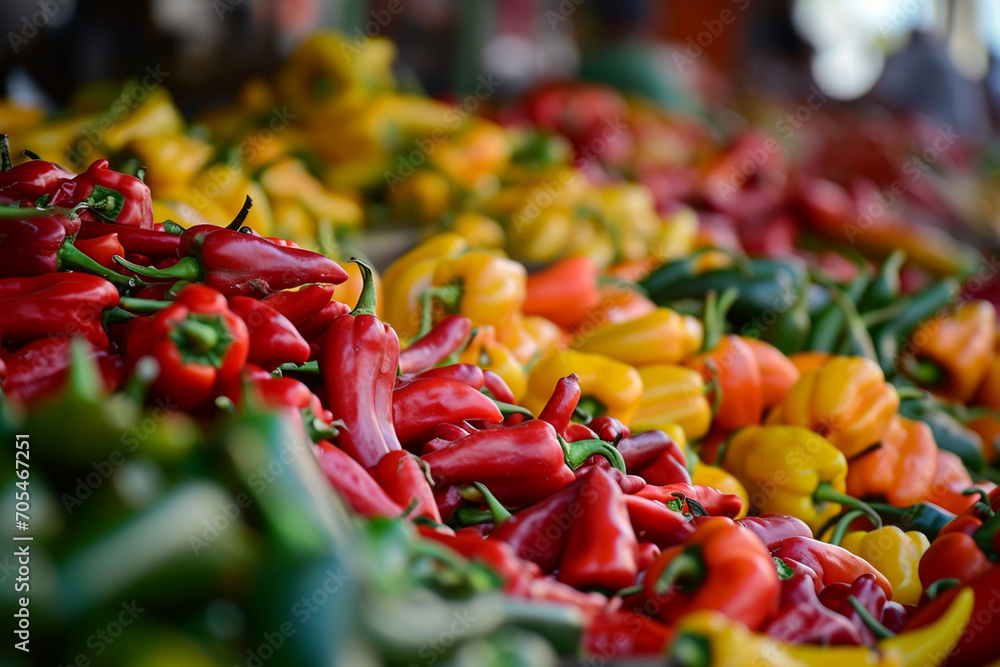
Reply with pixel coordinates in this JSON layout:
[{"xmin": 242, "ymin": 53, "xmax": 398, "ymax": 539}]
[
  {"xmin": 0, "ymin": 217, "xmax": 132, "ymax": 284},
  {"xmin": 398, "ymin": 315, "xmax": 472, "ymax": 374},
  {"xmin": 583, "ymin": 610, "xmax": 673, "ymax": 658},
  {"xmin": 523, "ymin": 255, "xmax": 601, "ymax": 329},
  {"xmin": 770, "ymin": 536, "xmax": 893, "ymax": 597},
  {"xmin": 314, "ymin": 441, "xmax": 405, "ymax": 518},
  {"xmin": 0, "ymin": 273, "xmax": 120, "ymax": 349},
  {"xmin": 489, "ymin": 479, "xmax": 585, "ymax": 573},
  {"xmin": 737, "ymin": 514, "xmax": 813, "ymax": 550},
  {"xmin": 0, "ymin": 153, "xmax": 73, "ymax": 201},
  {"xmin": 483, "ymin": 369, "xmax": 516, "ymax": 405},
  {"xmin": 765, "ymin": 557, "xmax": 864, "ymax": 645},
  {"xmin": 624, "ymin": 495, "xmax": 695, "ymax": 548},
  {"xmin": 368, "ymin": 450, "xmax": 441, "ymax": 523},
  {"xmin": 587, "ymin": 416, "xmax": 629, "ymax": 442},
  {"xmin": 392, "ymin": 377, "xmax": 503, "ymax": 446},
  {"xmin": 74, "ymin": 233, "xmax": 125, "ymax": 271},
  {"xmin": 317, "ymin": 262, "xmax": 401, "ymax": 468},
  {"xmin": 826, "ymin": 573, "xmax": 887, "ymax": 646},
  {"xmin": 50, "ymin": 159, "xmax": 153, "ymax": 228},
  {"xmin": 563, "ymin": 422, "xmax": 598, "ymax": 442},
  {"xmin": 114, "ymin": 222, "xmax": 349, "ymax": 297},
  {"xmin": 637, "ymin": 483, "xmax": 743, "ymax": 518},
  {"xmin": 418, "ymin": 525, "xmax": 539, "ymax": 592},
  {"xmin": 125, "ymin": 284, "xmax": 249, "ymax": 410},
  {"xmin": 558, "ymin": 466, "xmax": 639, "ymax": 591},
  {"xmin": 637, "ymin": 542, "xmax": 662, "ymax": 571},
  {"xmin": 634, "ymin": 448, "xmax": 691, "ymax": 486},
  {"xmin": 264, "ymin": 284, "xmax": 336, "ymax": 327},
  {"xmin": 297, "ymin": 300, "xmax": 351, "ymax": 345},
  {"xmin": 77, "ymin": 220, "xmax": 181, "ymax": 257},
  {"xmin": 617, "ymin": 430, "xmax": 675, "ymax": 471},
  {"xmin": 226, "ymin": 296, "xmax": 310, "ymax": 371},
  {"xmin": 538, "ymin": 374, "xmax": 581, "ymax": 436},
  {"xmin": 0, "ymin": 336, "xmax": 122, "ymax": 405},
  {"xmin": 574, "ymin": 456, "xmax": 646, "ymax": 494},
  {"xmin": 434, "ymin": 485, "xmax": 464, "ymax": 522},
  {"xmin": 400, "ymin": 363, "xmax": 485, "ymax": 389}
]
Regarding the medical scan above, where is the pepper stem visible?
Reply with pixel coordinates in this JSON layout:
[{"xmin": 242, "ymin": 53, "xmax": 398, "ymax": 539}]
[
  {"xmin": 483, "ymin": 393, "xmax": 534, "ymax": 417},
  {"xmin": 813, "ymin": 481, "xmax": 883, "ymax": 530},
  {"xmin": 174, "ymin": 319, "xmax": 220, "ymax": 353},
  {"xmin": 226, "ymin": 195, "xmax": 253, "ymax": 231},
  {"xmin": 828, "ymin": 509, "xmax": 867, "ymax": 546},
  {"xmin": 654, "ymin": 547, "xmax": 706, "ymax": 595},
  {"xmin": 0, "ymin": 135, "xmax": 11, "ymax": 172},
  {"xmin": 112, "ymin": 255, "xmax": 204, "ymax": 282},
  {"xmin": 349, "ymin": 258, "xmax": 378, "ymax": 317},
  {"xmin": 847, "ymin": 595, "xmax": 896, "ymax": 639},
  {"xmin": 901, "ymin": 357, "xmax": 947, "ymax": 387},
  {"xmin": 924, "ymin": 577, "xmax": 960, "ymax": 600},
  {"xmin": 66, "ymin": 338, "xmax": 102, "ymax": 399},
  {"xmin": 472, "ymin": 482, "xmax": 510, "ymax": 526},
  {"xmin": 118, "ymin": 297, "xmax": 171, "ymax": 313},
  {"xmin": 58, "ymin": 242, "xmax": 139, "ymax": 287},
  {"xmin": 562, "ymin": 437, "xmax": 627, "ymax": 473},
  {"xmin": 0, "ymin": 203, "xmax": 75, "ymax": 218},
  {"xmin": 972, "ymin": 497, "xmax": 1000, "ymax": 557},
  {"xmin": 666, "ymin": 633, "xmax": 711, "ymax": 667}
]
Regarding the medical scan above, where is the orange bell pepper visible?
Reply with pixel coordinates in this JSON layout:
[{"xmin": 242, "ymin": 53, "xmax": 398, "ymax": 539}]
[
  {"xmin": 685, "ymin": 335, "xmax": 763, "ymax": 431},
  {"xmin": 846, "ymin": 416, "xmax": 937, "ymax": 507},
  {"xmin": 741, "ymin": 337, "xmax": 799, "ymax": 408}
]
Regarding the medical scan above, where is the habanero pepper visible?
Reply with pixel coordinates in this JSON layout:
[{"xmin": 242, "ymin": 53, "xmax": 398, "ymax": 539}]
[
  {"xmin": 573, "ymin": 307, "xmax": 703, "ymax": 367},
  {"xmin": 741, "ymin": 336, "xmax": 800, "ymax": 408},
  {"xmin": 391, "ymin": 377, "xmax": 503, "ymax": 447},
  {"xmin": 839, "ymin": 526, "xmax": 929, "ymax": 605},
  {"xmin": 685, "ymin": 334, "xmax": 763, "ymax": 431},
  {"xmin": 631, "ymin": 364, "xmax": 712, "ymax": 441},
  {"xmin": 318, "ymin": 261, "xmax": 402, "ymax": 469},
  {"xmin": 846, "ymin": 416, "xmax": 937, "ymax": 508}
]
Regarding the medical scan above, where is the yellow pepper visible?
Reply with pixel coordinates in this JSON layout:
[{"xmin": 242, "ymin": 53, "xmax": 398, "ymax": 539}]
[
  {"xmin": 124, "ymin": 134, "xmax": 214, "ymax": 190},
  {"xmin": 450, "ymin": 211, "xmax": 505, "ymax": 249},
  {"xmin": 766, "ymin": 356, "xmax": 899, "ymax": 458},
  {"xmin": 517, "ymin": 315, "xmax": 565, "ymax": 361},
  {"xmin": 506, "ymin": 205, "xmax": 573, "ymax": 264},
  {"xmin": 186, "ymin": 163, "xmax": 275, "ymax": 234},
  {"xmin": 839, "ymin": 526, "xmax": 929, "ymax": 606},
  {"xmin": 0, "ymin": 101, "xmax": 44, "ymax": 134},
  {"xmin": 93, "ymin": 87, "xmax": 185, "ymax": 152},
  {"xmin": 523, "ymin": 350, "xmax": 643, "ymax": 423},
  {"xmin": 692, "ymin": 461, "xmax": 749, "ymax": 519},
  {"xmin": 459, "ymin": 327, "xmax": 527, "ymax": 402},
  {"xmin": 431, "ymin": 250, "xmax": 526, "ymax": 331},
  {"xmin": 723, "ymin": 426, "xmax": 855, "ymax": 533},
  {"xmin": 668, "ymin": 587, "xmax": 974, "ymax": 667},
  {"xmin": 648, "ymin": 206, "xmax": 698, "ymax": 263},
  {"xmin": 573, "ymin": 308, "xmax": 703, "ymax": 366},
  {"xmin": 380, "ymin": 234, "xmax": 469, "ymax": 337},
  {"xmin": 386, "ymin": 169, "xmax": 453, "ymax": 225},
  {"xmin": 631, "ymin": 365, "xmax": 711, "ymax": 440},
  {"xmin": 429, "ymin": 118, "xmax": 511, "ymax": 192},
  {"xmin": 258, "ymin": 157, "xmax": 363, "ymax": 229}
]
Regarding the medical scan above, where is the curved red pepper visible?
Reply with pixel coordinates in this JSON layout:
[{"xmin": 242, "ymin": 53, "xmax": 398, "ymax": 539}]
[
  {"xmin": 264, "ymin": 284, "xmax": 336, "ymax": 327},
  {"xmin": 0, "ymin": 273, "xmax": 119, "ymax": 349},
  {"xmin": 489, "ymin": 479, "xmax": 585, "ymax": 573},
  {"xmin": 770, "ymin": 536, "xmax": 893, "ymax": 597},
  {"xmin": 392, "ymin": 377, "xmax": 503, "ymax": 446},
  {"xmin": 314, "ymin": 441, "xmax": 404, "ymax": 518},
  {"xmin": 0, "ymin": 155, "xmax": 73, "ymax": 201},
  {"xmin": 583, "ymin": 610, "xmax": 673, "ymax": 658},
  {"xmin": 483, "ymin": 369, "xmax": 516, "ymax": 405},
  {"xmin": 398, "ymin": 315, "xmax": 472, "ymax": 374},
  {"xmin": 588, "ymin": 416, "xmax": 629, "ymax": 442},
  {"xmin": 368, "ymin": 450, "xmax": 441, "ymax": 523},
  {"xmin": 77, "ymin": 220, "xmax": 181, "ymax": 257},
  {"xmin": 400, "ymin": 363, "xmax": 485, "ymax": 389},
  {"xmin": 617, "ymin": 430, "xmax": 676, "ymax": 472},
  {"xmin": 737, "ymin": 514, "xmax": 813, "ymax": 550},
  {"xmin": 765, "ymin": 557, "xmax": 864, "ymax": 645},
  {"xmin": 637, "ymin": 483, "xmax": 742, "ymax": 518},
  {"xmin": 226, "ymin": 296, "xmax": 310, "ymax": 371},
  {"xmin": 539, "ymin": 374, "xmax": 581, "ymax": 436},
  {"xmin": 74, "ymin": 233, "xmax": 125, "ymax": 271}
]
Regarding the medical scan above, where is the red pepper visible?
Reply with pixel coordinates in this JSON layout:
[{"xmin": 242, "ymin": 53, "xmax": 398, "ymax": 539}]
[
  {"xmin": 0, "ymin": 336, "xmax": 122, "ymax": 405},
  {"xmin": 564, "ymin": 422, "xmax": 599, "ymax": 442},
  {"xmin": 770, "ymin": 536, "xmax": 893, "ymax": 597},
  {"xmin": 0, "ymin": 217, "xmax": 132, "ymax": 284},
  {"xmin": 125, "ymin": 284, "xmax": 249, "ymax": 410},
  {"xmin": 317, "ymin": 262, "xmax": 402, "ymax": 468},
  {"xmin": 489, "ymin": 479, "xmax": 585, "ymax": 573},
  {"xmin": 398, "ymin": 315, "xmax": 472, "ymax": 374},
  {"xmin": 624, "ymin": 495, "xmax": 695, "ymax": 548},
  {"xmin": 77, "ymin": 220, "xmax": 181, "ymax": 257},
  {"xmin": 765, "ymin": 557, "xmax": 864, "ymax": 645},
  {"xmin": 636, "ymin": 483, "xmax": 743, "ymax": 518},
  {"xmin": 50, "ymin": 159, "xmax": 153, "ymax": 228},
  {"xmin": 587, "ymin": 416, "xmax": 629, "ymax": 442},
  {"xmin": 737, "ymin": 514, "xmax": 813, "ymax": 550},
  {"xmin": 825, "ymin": 573, "xmax": 887, "ymax": 646},
  {"xmin": 298, "ymin": 300, "xmax": 351, "ymax": 345},
  {"xmin": 523, "ymin": 255, "xmax": 601, "ymax": 329},
  {"xmin": 0, "ymin": 153, "xmax": 73, "ymax": 201},
  {"xmin": 583, "ymin": 610, "xmax": 673, "ymax": 658},
  {"xmin": 617, "ymin": 430, "xmax": 676, "ymax": 471},
  {"xmin": 74, "ymin": 233, "xmax": 125, "ymax": 271},
  {"xmin": 0, "ymin": 273, "xmax": 120, "ymax": 349},
  {"xmin": 483, "ymin": 369, "xmax": 516, "ymax": 405},
  {"xmin": 226, "ymin": 296, "xmax": 310, "ymax": 371},
  {"xmin": 558, "ymin": 466, "xmax": 639, "ymax": 591},
  {"xmin": 392, "ymin": 377, "xmax": 503, "ymax": 446},
  {"xmin": 920, "ymin": 487, "xmax": 1000, "ymax": 588},
  {"xmin": 634, "ymin": 448, "xmax": 691, "ymax": 486},
  {"xmin": 264, "ymin": 284, "xmax": 336, "ymax": 327},
  {"xmin": 114, "ymin": 222, "xmax": 349, "ymax": 297},
  {"xmin": 642, "ymin": 516, "xmax": 780, "ymax": 629},
  {"xmin": 368, "ymin": 450, "xmax": 441, "ymax": 523},
  {"xmin": 434, "ymin": 485, "xmax": 464, "ymax": 522},
  {"xmin": 418, "ymin": 526, "xmax": 539, "ymax": 593},
  {"xmin": 314, "ymin": 441, "xmax": 405, "ymax": 518},
  {"xmin": 400, "ymin": 363, "xmax": 485, "ymax": 389},
  {"xmin": 538, "ymin": 374, "xmax": 581, "ymax": 436},
  {"xmin": 574, "ymin": 455, "xmax": 646, "ymax": 494}
]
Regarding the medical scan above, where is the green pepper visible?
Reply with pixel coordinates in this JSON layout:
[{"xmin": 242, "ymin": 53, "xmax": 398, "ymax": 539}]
[
  {"xmin": 858, "ymin": 249, "xmax": 905, "ymax": 313},
  {"xmin": 807, "ymin": 271, "xmax": 871, "ymax": 352},
  {"xmin": 868, "ymin": 501, "xmax": 955, "ymax": 541},
  {"xmin": 897, "ymin": 395, "xmax": 985, "ymax": 471},
  {"xmin": 761, "ymin": 276, "xmax": 813, "ymax": 354},
  {"xmin": 870, "ymin": 278, "xmax": 958, "ymax": 377},
  {"xmin": 638, "ymin": 247, "xmax": 744, "ymax": 301}
]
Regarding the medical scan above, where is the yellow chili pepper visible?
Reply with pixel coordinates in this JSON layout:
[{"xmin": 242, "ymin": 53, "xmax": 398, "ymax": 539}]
[
  {"xmin": 839, "ymin": 526, "xmax": 929, "ymax": 606},
  {"xmin": 124, "ymin": 134, "xmax": 214, "ymax": 190},
  {"xmin": 573, "ymin": 308, "xmax": 703, "ymax": 366},
  {"xmin": 723, "ymin": 426, "xmax": 858, "ymax": 533},
  {"xmin": 766, "ymin": 356, "xmax": 899, "ymax": 458},
  {"xmin": 258, "ymin": 157, "xmax": 363, "ymax": 229},
  {"xmin": 649, "ymin": 206, "xmax": 698, "ymax": 263},
  {"xmin": 459, "ymin": 327, "xmax": 527, "ymax": 402},
  {"xmin": 506, "ymin": 205, "xmax": 573, "ymax": 264},
  {"xmin": 631, "ymin": 365, "xmax": 711, "ymax": 440},
  {"xmin": 524, "ymin": 349, "xmax": 643, "ymax": 423},
  {"xmin": 450, "ymin": 211, "xmax": 505, "ymax": 249},
  {"xmin": 431, "ymin": 250, "xmax": 526, "ymax": 331},
  {"xmin": 692, "ymin": 462, "xmax": 749, "ymax": 519}
]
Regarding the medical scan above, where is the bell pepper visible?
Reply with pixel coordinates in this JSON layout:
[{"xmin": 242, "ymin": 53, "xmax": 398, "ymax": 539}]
[
  {"xmin": 524, "ymin": 349, "xmax": 643, "ymax": 423},
  {"xmin": 897, "ymin": 395, "xmax": 984, "ymax": 471},
  {"xmin": 631, "ymin": 364, "xmax": 712, "ymax": 440},
  {"xmin": 723, "ymin": 425, "xmax": 879, "ymax": 533},
  {"xmin": 489, "ymin": 479, "xmax": 585, "ymax": 573},
  {"xmin": 691, "ymin": 462, "xmax": 749, "ymax": 518},
  {"xmin": 789, "ymin": 350, "xmax": 831, "ymax": 375},
  {"xmin": 226, "ymin": 296, "xmax": 310, "ymax": 371},
  {"xmin": 125, "ymin": 283, "xmax": 249, "ymax": 410},
  {"xmin": 766, "ymin": 356, "xmax": 899, "ymax": 458},
  {"xmin": 846, "ymin": 416, "xmax": 937, "ymax": 508},
  {"xmin": 458, "ymin": 326, "xmax": 528, "ymax": 402},
  {"xmin": 313, "ymin": 441, "xmax": 405, "ymax": 518},
  {"xmin": 737, "ymin": 514, "xmax": 813, "ymax": 550},
  {"xmin": 557, "ymin": 466, "xmax": 639, "ymax": 591},
  {"xmin": 573, "ymin": 307, "xmax": 703, "ymax": 366},
  {"xmin": 368, "ymin": 450, "xmax": 441, "ymax": 523},
  {"xmin": 923, "ymin": 450, "xmax": 986, "ymax": 514},
  {"xmin": 901, "ymin": 301, "xmax": 995, "ymax": 402},
  {"xmin": 0, "ymin": 273, "xmax": 120, "ymax": 349},
  {"xmin": 669, "ymin": 587, "xmax": 973, "ymax": 667},
  {"xmin": 906, "ymin": 567, "xmax": 999, "ymax": 666},
  {"xmin": 771, "ymin": 536, "xmax": 893, "ymax": 597},
  {"xmin": 742, "ymin": 337, "xmax": 800, "ymax": 408},
  {"xmin": 114, "ymin": 221, "xmax": 349, "ymax": 297},
  {"xmin": 686, "ymin": 334, "xmax": 764, "ymax": 431},
  {"xmin": 430, "ymin": 249, "xmax": 526, "ymax": 331},
  {"xmin": 398, "ymin": 314, "xmax": 472, "ymax": 374},
  {"xmin": 122, "ymin": 133, "xmax": 213, "ymax": 190},
  {"xmin": 450, "ymin": 211, "xmax": 505, "ymax": 249},
  {"xmin": 317, "ymin": 261, "xmax": 401, "ymax": 468},
  {"xmin": 643, "ymin": 516, "xmax": 780, "ymax": 629},
  {"xmin": 523, "ymin": 255, "xmax": 601, "ymax": 329},
  {"xmin": 839, "ymin": 526, "xmax": 929, "ymax": 605},
  {"xmin": 49, "ymin": 158, "xmax": 153, "ymax": 228},
  {"xmin": 391, "ymin": 377, "xmax": 503, "ymax": 446},
  {"xmin": 920, "ymin": 488, "xmax": 1000, "ymax": 588},
  {"xmin": 582, "ymin": 610, "xmax": 673, "ymax": 658}
]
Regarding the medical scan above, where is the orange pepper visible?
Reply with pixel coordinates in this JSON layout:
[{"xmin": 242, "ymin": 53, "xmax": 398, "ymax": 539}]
[
  {"xmin": 741, "ymin": 337, "xmax": 799, "ymax": 408},
  {"xmin": 523, "ymin": 255, "xmax": 600, "ymax": 329},
  {"xmin": 923, "ymin": 450, "xmax": 991, "ymax": 514},
  {"xmin": 846, "ymin": 416, "xmax": 937, "ymax": 507},
  {"xmin": 685, "ymin": 335, "xmax": 763, "ymax": 431},
  {"xmin": 965, "ymin": 415, "xmax": 1000, "ymax": 465},
  {"xmin": 788, "ymin": 351, "xmax": 831, "ymax": 376}
]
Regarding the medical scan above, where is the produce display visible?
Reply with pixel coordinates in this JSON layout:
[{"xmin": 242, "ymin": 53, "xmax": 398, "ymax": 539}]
[{"xmin": 3, "ymin": 29, "xmax": 1000, "ymax": 667}]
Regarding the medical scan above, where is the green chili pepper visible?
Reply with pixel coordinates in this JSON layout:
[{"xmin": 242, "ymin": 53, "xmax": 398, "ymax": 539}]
[
  {"xmin": 897, "ymin": 396, "xmax": 985, "ymax": 472},
  {"xmin": 807, "ymin": 271, "xmax": 871, "ymax": 352},
  {"xmin": 857, "ymin": 249, "xmax": 905, "ymax": 313},
  {"xmin": 870, "ymin": 278, "xmax": 959, "ymax": 377},
  {"xmin": 868, "ymin": 501, "xmax": 955, "ymax": 541},
  {"xmin": 638, "ymin": 247, "xmax": 745, "ymax": 301},
  {"xmin": 761, "ymin": 277, "xmax": 813, "ymax": 355}
]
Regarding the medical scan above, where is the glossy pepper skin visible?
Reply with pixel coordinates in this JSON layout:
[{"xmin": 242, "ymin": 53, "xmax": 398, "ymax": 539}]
[
  {"xmin": 643, "ymin": 517, "xmax": 780, "ymax": 630},
  {"xmin": 313, "ymin": 441, "xmax": 404, "ymax": 518},
  {"xmin": 771, "ymin": 536, "xmax": 893, "ymax": 597},
  {"xmin": 764, "ymin": 557, "xmax": 865, "ymax": 645},
  {"xmin": 77, "ymin": 219, "xmax": 181, "ymax": 258},
  {"xmin": 723, "ymin": 426, "xmax": 852, "ymax": 533},
  {"xmin": 742, "ymin": 337, "xmax": 800, "ymax": 408},
  {"xmin": 523, "ymin": 255, "xmax": 601, "ymax": 329},
  {"xmin": 846, "ymin": 416, "xmax": 937, "ymax": 508},
  {"xmin": 903, "ymin": 300, "xmax": 995, "ymax": 403},
  {"xmin": 685, "ymin": 334, "xmax": 764, "ymax": 431},
  {"xmin": 625, "ymin": 495, "xmax": 695, "ymax": 548},
  {"xmin": 920, "ymin": 487, "xmax": 1000, "ymax": 588},
  {"xmin": 537, "ymin": 373, "xmax": 581, "ymax": 436},
  {"xmin": 638, "ymin": 483, "xmax": 744, "ymax": 518},
  {"xmin": 263, "ymin": 283, "xmax": 335, "ymax": 328},
  {"xmin": 0, "ymin": 273, "xmax": 119, "ymax": 350},
  {"xmin": 573, "ymin": 307, "xmax": 703, "ymax": 366},
  {"xmin": 458, "ymin": 326, "xmax": 528, "ymax": 402},
  {"xmin": 631, "ymin": 364, "xmax": 712, "ymax": 440},
  {"xmin": 391, "ymin": 377, "xmax": 503, "ymax": 446},
  {"xmin": 0, "ymin": 155, "xmax": 72, "ymax": 200},
  {"xmin": 226, "ymin": 296, "xmax": 310, "ymax": 371},
  {"xmin": 125, "ymin": 284, "xmax": 249, "ymax": 410},
  {"xmin": 318, "ymin": 262, "xmax": 402, "ymax": 468},
  {"xmin": 557, "ymin": 466, "xmax": 639, "ymax": 591},
  {"xmin": 737, "ymin": 514, "xmax": 813, "ymax": 550},
  {"xmin": 368, "ymin": 450, "xmax": 441, "ymax": 523},
  {"xmin": 50, "ymin": 159, "xmax": 154, "ymax": 229},
  {"xmin": 431, "ymin": 249, "xmax": 526, "ymax": 330},
  {"xmin": 489, "ymin": 479, "xmax": 584, "ymax": 573},
  {"xmin": 839, "ymin": 526, "xmax": 929, "ymax": 605},
  {"xmin": 1, "ymin": 336, "xmax": 122, "ymax": 405},
  {"xmin": 397, "ymin": 314, "xmax": 471, "ymax": 374},
  {"xmin": 524, "ymin": 349, "xmax": 643, "ymax": 423},
  {"xmin": 766, "ymin": 356, "xmax": 899, "ymax": 458}
]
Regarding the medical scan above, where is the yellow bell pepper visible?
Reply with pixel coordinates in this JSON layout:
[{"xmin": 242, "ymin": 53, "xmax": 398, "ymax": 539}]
[
  {"xmin": 839, "ymin": 526, "xmax": 929, "ymax": 606},
  {"xmin": 450, "ymin": 211, "xmax": 505, "ymax": 249},
  {"xmin": 381, "ymin": 234, "xmax": 469, "ymax": 337},
  {"xmin": 185, "ymin": 163, "xmax": 274, "ymax": 234},
  {"xmin": 766, "ymin": 356, "xmax": 899, "ymax": 458},
  {"xmin": 0, "ymin": 101, "xmax": 44, "ymax": 134},
  {"xmin": 429, "ymin": 118, "xmax": 511, "ymax": 191},
  {"xmin": 506, "ymin": 205, "xmax": 573, "ymax": 264},
  {"xmin": 386, "ymin": 169, "xmax": 453, "ymax": 224},
  {"xmin": 723, "ymin": 426, "xmax": 854, "ymax": 533},
  {"xmin": 573, "ymin": 308, "xmax": 703, "ymax": 366},
  {"xmin": 631, "ymin": 365, "xmax": 711, "ymax": 440},
  {"xmin": 523, "ymin": 350, "xmax": 643, "ymax": 424},
  {"xmin": 124, "ymin": 134, "xmax": 214, "ymax": 190},
  {"xmin": 692, "ymin": 461, "xmax": 749, "ymax": 519},
  {"xmin": 459, "ymin": 326, "xmax": 527, "ymax": 402},
  {"xmin": 98, "ymin": 87, "xmax": 185, "ymax": 151},
  {"xmin": 649, "ymin": 206, "xmax": 698, "ymax": 263},
  {"xmin": 431, "ymin": 250, "xmax": 526, "ymax": 331},
  {"xmin": 518, "ymin": 315, "xmax": 565, "ymax": 361}
]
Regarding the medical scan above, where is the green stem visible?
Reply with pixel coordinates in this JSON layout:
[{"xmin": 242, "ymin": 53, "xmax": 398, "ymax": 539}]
[
  {"xmin": 277, "ymin": 361, "xmax": 320, "ymax": 374},
  {"xmin": 349, "ymin": 258, "xmax": 377, "ymax": 317},
  {"xmin": 418, "ymin": 288, "xmax": 435, "ymax": 338},
  {"xmin": 472, "ymin": 482, "xmax": 510, "ymax": 526},
  {"xmin": 972, "ymin": 497, "xmax": 1000, "ymax": 557},
  {"xmin": 901, "ymin": 357, "xmax": 947, "ymax": 387},
  {"xmin": 67, "ymin": 338, "xmax": 102, "ymax": 399},
  {"xmin": 829, "ymin": 509, "xmax": 866, "ymax": 546},
  {"xmin": 174, "ymin": 319, "xmax": 219, "ymax": 352},
  {"xmin": 666, "ymin": 634, "xmax": 711, "ymax": 667},
  {"xmin": 102, "ymin": 306, "xmax": 136, "ymax": 325},
  {"xmin": 58, "ymin": 243, "xmax": 139, "ymax": 287},
  {"xmin": 0, "ymin": 203, "xmax": 75, "ymax": 218},
  {"xmin": 118, "ymin": 297, "xmax": 171, "ymax": 313},
  {"xmin": 161, "ymin": 220, "xmax": 185, "ymax": 236},
  {"xmin": 485, "ymin": 394, "xmax": 534, "ymax": 417},
  {"xmin": 654, "ymin": 547, "xmax": 705, "ymax": 595},
  {"xmin": 113, "ymin": 255, "xmax": 204, "ymax": 282},
  {"xmin": 813, "ymin": 481, "xmax": 882, "ymax": 530},
  {"xmin": 847, "ymin": 595, "xmax": 895, "ymax": 639},
  {"xmin": 575, "ymin": 396, "xmax": 606, "ymax": 421},
  {"xmin": 562, "ymin": 437, "xmax": 626, "ymax": 473},
  {"xmin": 924, "ymin": 578, "xmax": 960, "ymax": 600},
  {"xmin": 454, "ymin": 507, "xmax": 493, "ymax": 525}
]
